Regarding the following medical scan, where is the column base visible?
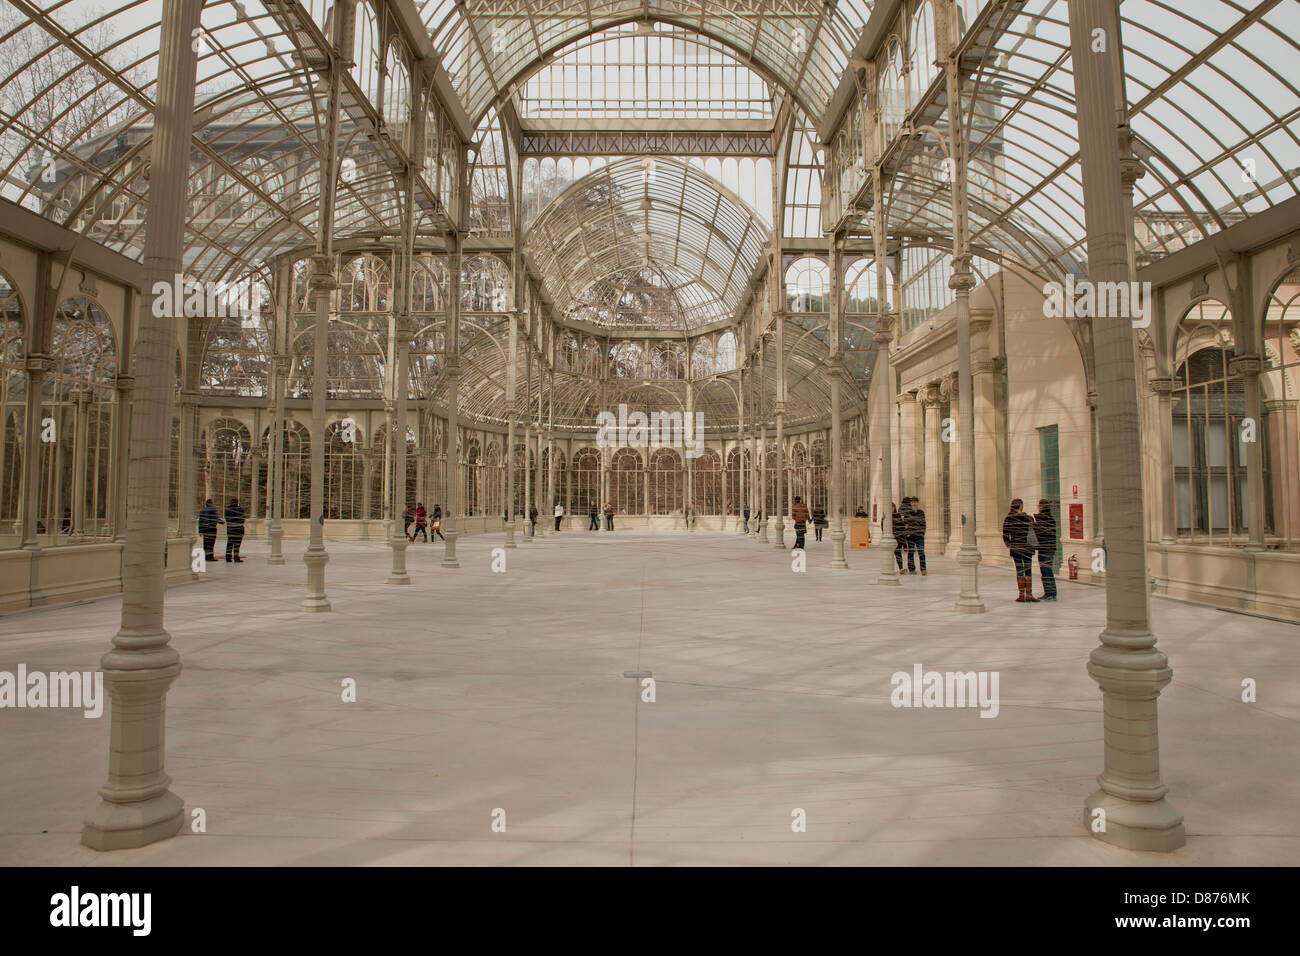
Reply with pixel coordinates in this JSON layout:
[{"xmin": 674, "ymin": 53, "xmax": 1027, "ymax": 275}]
[
  {"xmin": 875, "ymin": 570, "xmax": 901, "ymax": 586},
  {"xmin": 442, "ymin": 531, "xmax": 460, "ymax": 568},
  {"xmin": 267, "ymin": 525, "xmax": 285, "ymax": 566},
  {"xmin": 1084, "ymin": 789, "xmax": 1186, "ymax": 852},
  {"xmin": 81, "ymin": 789, "xmax": 184, "ymax": 851},
  {"xmin": 505, "ymin": 525, "xmax": 517, "ymax": 549},
  {"xmin": 301, "ymin": 546, "xmax": 331, "ymax": 612},
  {"xmin": 830, "ymin": 529, "xmax": 848, "ymax": 569}
]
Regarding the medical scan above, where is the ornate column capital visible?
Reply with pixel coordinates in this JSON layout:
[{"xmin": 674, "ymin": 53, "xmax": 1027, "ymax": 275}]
[
  {"xmin": 1228, "ymin": 354, "xmax": 1262, "ymax": 377},
  {"xmin": 948, "ymin": 258, "xmax": 977, "ymax": 293},
  {"xmin": 310, "ymin": 254, "xmax": 337, "ymax": 291},
  {"xmin": 272, "ymin": 354, "xmax": 291, "ymax": 374},
  {"xmin": 25, "ymin": 353, "xmax": 54, "ymax": 374},
  {"xmin": 1149, "ymin": 376, "xmax": 1173, "ymax": 397},
  {"xmin": 939, "ymin": 371, "xmax": 959, "ymax": 401},
  {"xmin": 115, "ymin": 374, "xmax": 136, "ymax": 393},
  {"xmin": 920, "ymin": 383, "xmax": 943, "ymax": 407}
]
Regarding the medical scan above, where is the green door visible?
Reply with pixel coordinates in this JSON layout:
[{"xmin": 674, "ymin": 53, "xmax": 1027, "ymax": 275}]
[{"xmin": 1038, "ymin": 425, "xmax": 1062, "ymax": 572}]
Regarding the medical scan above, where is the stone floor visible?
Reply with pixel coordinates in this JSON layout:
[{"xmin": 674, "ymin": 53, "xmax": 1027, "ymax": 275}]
[{"xmin": 1, "ymin": 529, "xmax": 1296, "ymax": 866}]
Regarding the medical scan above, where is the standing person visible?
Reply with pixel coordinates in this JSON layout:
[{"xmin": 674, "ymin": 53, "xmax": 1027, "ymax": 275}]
[
  {"xmin": 791, "ymin": 496, "xmax": 810, "ymax": 550},
  {"xmin": 198, "ymin": 498, "xmax": 222, "ymax": 561},
  {"xmin": 431, "ymin": 505, "xmax": 445, "ymax": 541},
  {"xmin": 1002, "ymin": 498, "xmax": 1039, "ymax": 602},
  {"xmin": 907, "ymin": 495, "xmax": 927, "ymax": 576},
  {"xmin": 854, "ymin": 505, "xmax": 867, "ymax": 517},
  {"xmin": 742, "ymin": 504, "xmax": 750, "ymax": 533},
  {"xmin": 1034, "ymin": 499, "xmax": 1058, "ymax": 601},
  {"xmin": 588, "ymin": 500, "xmax": 599, "ymax": 531},
  {"xmin": 529, "ymin": 504, "xmax": 538, "ymax": 536},
  {"xmin": 224, "ymin": 498, "xmax": 245, "ymax": 563},
  {"xmin": 889, "ymin": 502, "xmax": 906, "ymax": 572},
  {"xmin": 553, "ymin": 501, "xmax": 564, "ymax": 532},
  {"xmin": 603, "ymin": 502, "xmax": 614, "ymax": 531},
  {"xmin": 897, "ymin": 498, "xmax": 915, "ymax": 573},
  {"xmin": 412, "ymin": 503, "xmax": 428, "ymax": 542},
  {"xmin": 812, "ymin": 505, "xmax": 827, "ymax": 542},
  {"xmin": 402, "ymin": 503, "xmax": 414, "ymax": 541}
]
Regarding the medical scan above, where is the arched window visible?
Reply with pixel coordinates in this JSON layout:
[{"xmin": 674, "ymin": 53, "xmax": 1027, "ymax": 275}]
[
  {"xmin": 201, "ymin": 417, "xmax": 253, "ymax": 516},
  {"xmin": 43, "ymin": 297, "xmax": 117, "ymax": 538},
  {"xmin": 649, "ymin": 448, "xmax": 683, "ymax": 514},
  {"xmin": 692, "ymin": 340, "xmax": 713, "ymax": 378},
  {"xmin": 484, "ymin": 442, "xmax": 503, "ymax": 518},
  {"xmin": 270, "ymin": 421, "xmax": 311, "ymax": 519},
  {"xmin": 878, "ymin": 37, "xmax": 906, "ymax": 146},
  {"xmin": 910, "ymin": 1, "xmax": 938, "ymax": 108},
  {"xmin": 611, "ymin": 447, "xmax": 643, "ymax": 515},
  {"xmin": 763, "ymin": 444, "xmax": 781, "ymax": 516},
  {"xmin": 716, "ymin": 331, "xmax": 737, "ymax": 372},
  {"xmin": 370, "ymin": 422, "xmax": 417, "ymax": 519},
  {"xmin": 725, "ymin": 446, "xmax": 750, "ymax": 516},
  {"xmin": 573, "ymin": 446, "xmax": 602, "ymax": 513},
  {"xmin": 611, "ymin": 341, "xmax": 643, "ymax": 379},
  {"xmin": 650, "ymin": 341, "xmax": 686, "ymax": 379},
  {"xmin": 324, "ymin": 419, "xmax": 366, "ymax": 519},
  {"xmin": 1172, "ymin": 300, "xmax": 1256, "ymax": 540},
  {"xmin": 0, "ymin": 271, "xmax": 25, "ymax": 533},
  {"xmin": 384, "ymin": 41, "xmax": 411, "ymax": 150},
  {"xmin": 511, "ymin": 443, "xmax": 532, "ymax": 516},
  {"xmin": 463, "ymin": 437, "xmax": 481, "ymax": 516},
  {"xmin": 789, "ymin": 442, "xmax": 808, "ymax": 505},
  {"xmin": 845, "ymin": 258, "xmax": 892, "ymax": 313},
  {"xmin": 1262, "ymin": 267, "xmax": 1300, "ymax": 547},
  {"xmin": 693, "ymin": 448, "xmax": 723, "ymax": 515},
  {"xmin": 810, "ymin": 438, "xmax": 828, "ymax": 514},
  {"xmin": 786, "ymin": 257, "xmax": 830, "ymax": 313},
  {"xmin": 352, "ymin": 1, "xmax": 381, "ymax": 105},
  {"xmin": 461, "ymin": 255, "xmax": 510, "ymax": 313}
]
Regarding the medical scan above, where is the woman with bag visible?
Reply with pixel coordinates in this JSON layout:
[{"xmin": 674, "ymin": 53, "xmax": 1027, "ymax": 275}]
[{"xmin": 1002, "ymin": 498, "xmax": 1039, "ymax": 603}]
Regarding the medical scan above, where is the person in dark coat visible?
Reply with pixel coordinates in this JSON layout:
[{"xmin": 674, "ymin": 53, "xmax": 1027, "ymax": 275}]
[
  {"xmin": 886, "ymin": 502, "xmax": 905, "ymax": 572},
  {"xmin": 402, "ymin": 504, "xmax": 414, "ymax": 540},
  {"xmin": 603, "ymin": 502, "xmax": 614, "ymax": 531},
  {"xmin": 1034, "ymin": 499, "xmax": 1058, "ymax": 601},
  {"xmin": 588, "ymin": 500, "xmax": 600, "ymax": 531},
  {"xmin": 430, "ymin": 504, "xmax": 445, "ymax": 541},
  {"xmin": 224, "ymin": 498, "xmax": 245, "ymax": 563},
  {"xmin": 896, "ymin": 499, "xmax": 914, "ymax": 572},
  {"xmin": 742, "ymin": 504, "xmax": 751, "ymax": 533},
  {"xmin": 812, "ymin": 506, "xmax": 827, "ymax": 542},
  {"xmin": 529, "ymin": 504, "xmax": 538, "ymax": 535},
  {"xmin": 1003, "ymin": 498, "xmax": 1038, "ymax": 602},
  {"xmin": 198, "ymin": 498, "xmax": 222, "ymax": 561},
  {"xmin": 906, "ymin": 496, "xmax": 927, "ymax": 575}
]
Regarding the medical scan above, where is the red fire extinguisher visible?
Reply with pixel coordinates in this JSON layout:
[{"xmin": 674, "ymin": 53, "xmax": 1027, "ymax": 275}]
[{"xmin": 1068, "ymin": 554, "xmax": 1079, "ymax": 580}]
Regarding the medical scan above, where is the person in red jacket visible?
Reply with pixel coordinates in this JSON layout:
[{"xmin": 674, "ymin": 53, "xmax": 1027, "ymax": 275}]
[
  {"xmin": 412, "ymin": 503, "xmax": 428, "ymax": 542},
  {"xmin": 791, "ymin": 496, "xmax": 810, "ymax": 550}
]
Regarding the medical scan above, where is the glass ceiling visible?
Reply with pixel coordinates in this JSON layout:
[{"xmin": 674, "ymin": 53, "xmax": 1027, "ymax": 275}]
[
  {"xmin": 524, "ymin": 155, "xmax": 767, "ymax": 333},
  {"xmin": 866, "ymin": 0, "xmax": 1300, "ymax": 282},
  {"xmin": 420, "ymin": 0, "xmax": 873, "ymax": 127}
]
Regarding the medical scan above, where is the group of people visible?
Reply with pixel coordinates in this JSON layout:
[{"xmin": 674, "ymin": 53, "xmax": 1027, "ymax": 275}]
[
  {"xmin": 1002, "ymin": 498, "xmax": 1058, "ymax": 602},
  {"xmin": 888, "ymin": 497, "xmax": 929, "ymax": 575},
  {"xmin": 402, "ymin": 503, "xmax": 445, "ymax": 542},
  {"xmin": 198, "ymin": 498, "xmax": 246, "ymax": 563},
  {"xmin": 882, "ymin": 496, "xmax": 1058, "ymax": 601},
  {"xmin": 740, "ymin": 503, "xmax": 829, "ymax": 542}
]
